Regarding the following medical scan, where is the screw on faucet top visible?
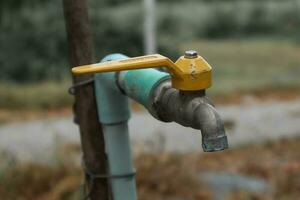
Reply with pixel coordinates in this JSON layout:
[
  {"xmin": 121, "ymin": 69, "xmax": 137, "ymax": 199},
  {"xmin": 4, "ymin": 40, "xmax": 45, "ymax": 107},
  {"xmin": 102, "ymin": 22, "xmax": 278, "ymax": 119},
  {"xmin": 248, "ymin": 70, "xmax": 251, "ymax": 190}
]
[{"xmin": 184, "ymin": 50, "xmax": 198, "ymax": 59}]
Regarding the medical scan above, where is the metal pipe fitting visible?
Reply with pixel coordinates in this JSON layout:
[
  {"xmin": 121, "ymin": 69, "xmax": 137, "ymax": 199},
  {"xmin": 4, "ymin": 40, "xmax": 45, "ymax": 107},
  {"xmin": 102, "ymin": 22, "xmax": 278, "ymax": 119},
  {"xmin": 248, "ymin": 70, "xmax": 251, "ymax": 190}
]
[{"xmin": 149, "ymin": 79, "xmax": 228, "ymax": 152}]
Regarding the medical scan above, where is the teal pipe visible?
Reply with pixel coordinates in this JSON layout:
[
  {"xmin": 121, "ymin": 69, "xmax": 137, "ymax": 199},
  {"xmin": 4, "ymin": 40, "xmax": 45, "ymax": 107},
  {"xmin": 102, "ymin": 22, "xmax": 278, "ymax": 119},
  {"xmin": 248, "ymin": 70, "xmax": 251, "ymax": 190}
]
[
  {"xmin": 95, "ymin": 54, "xmax": 130, "ymax": 124},
  {"xmin": 119, "ymin": 69, "xmax": 170, "ymax": 108},
  {"xmin": 95, "ymin": 53, "xmax": 170, "ymax": 200},
  {"xmin": 102, "ymin": 123, "xmax": 136, "ymax": 200},
  {"xmin": 95, "ymin": 54, "xmax": 136, "ymax": 200}
]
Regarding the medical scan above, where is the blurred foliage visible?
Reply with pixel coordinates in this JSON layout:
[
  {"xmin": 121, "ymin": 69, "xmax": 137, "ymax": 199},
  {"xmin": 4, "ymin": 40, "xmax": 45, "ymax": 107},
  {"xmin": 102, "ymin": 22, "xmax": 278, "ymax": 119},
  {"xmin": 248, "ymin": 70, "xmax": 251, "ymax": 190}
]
[
  {"xmin": 0, "ymin": 80, "xmax": 72, "ymax": 109},
  {"xmin": 1, "ymin": 0, "xmax": 300, "ymax": 82},
  {"xmin": 1, "ymin": 39, "xmax": 300, "ymax": 110}
]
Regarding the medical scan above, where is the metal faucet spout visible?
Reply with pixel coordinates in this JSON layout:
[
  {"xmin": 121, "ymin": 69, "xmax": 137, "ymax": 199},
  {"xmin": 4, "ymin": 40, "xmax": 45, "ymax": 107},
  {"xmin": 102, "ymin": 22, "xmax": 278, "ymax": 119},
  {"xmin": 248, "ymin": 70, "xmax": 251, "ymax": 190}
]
[{"xmin": 193, "ymin": 103, "xmax": 228, "ymax": 152}]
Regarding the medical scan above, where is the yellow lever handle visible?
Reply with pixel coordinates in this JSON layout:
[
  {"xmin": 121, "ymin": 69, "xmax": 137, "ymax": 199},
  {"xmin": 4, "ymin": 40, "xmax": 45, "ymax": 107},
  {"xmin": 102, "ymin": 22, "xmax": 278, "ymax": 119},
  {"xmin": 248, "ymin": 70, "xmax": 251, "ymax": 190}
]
[
  {"xmin": 71, "ymin": 51, "xmax": 212, "ymax": 91},
  {"xmin": 72, "ymin": 54, "xmax": 182, "ymax": 78}
]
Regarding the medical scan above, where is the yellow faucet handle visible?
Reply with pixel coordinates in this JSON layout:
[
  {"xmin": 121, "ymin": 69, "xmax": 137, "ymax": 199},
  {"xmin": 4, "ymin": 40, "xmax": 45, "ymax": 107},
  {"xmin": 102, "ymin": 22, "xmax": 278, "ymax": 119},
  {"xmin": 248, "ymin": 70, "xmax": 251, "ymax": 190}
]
[
  {"xmin": 72, "ymin": 54, "xmax": 180, "ymax": 76},
  {"xmin": 71, "ymin": 51, "xmax": 212, "ymax": 91}
]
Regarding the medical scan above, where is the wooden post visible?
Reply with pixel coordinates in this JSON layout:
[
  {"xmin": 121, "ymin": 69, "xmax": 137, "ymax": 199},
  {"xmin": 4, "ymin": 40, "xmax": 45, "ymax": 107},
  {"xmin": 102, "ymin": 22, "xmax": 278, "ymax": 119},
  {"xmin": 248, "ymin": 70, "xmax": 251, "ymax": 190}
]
[{"xmin": 62, "ymin": 0, "xmax": 109, "ymax": 199}]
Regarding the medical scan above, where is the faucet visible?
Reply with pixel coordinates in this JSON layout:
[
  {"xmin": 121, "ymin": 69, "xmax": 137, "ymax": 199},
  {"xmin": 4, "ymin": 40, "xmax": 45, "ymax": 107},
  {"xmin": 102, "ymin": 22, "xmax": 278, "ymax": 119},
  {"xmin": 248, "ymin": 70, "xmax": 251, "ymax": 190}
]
[
  {"xmin": 73, "ymin": 50, "xmax": 228, "ymax": 152},
  {"xmin": 148, "ymin": 80, "xmax": 228, "ymax": 152},
  {"xmin": 72, "ymin": 50, "xmax": 228, "ymax": 200}
]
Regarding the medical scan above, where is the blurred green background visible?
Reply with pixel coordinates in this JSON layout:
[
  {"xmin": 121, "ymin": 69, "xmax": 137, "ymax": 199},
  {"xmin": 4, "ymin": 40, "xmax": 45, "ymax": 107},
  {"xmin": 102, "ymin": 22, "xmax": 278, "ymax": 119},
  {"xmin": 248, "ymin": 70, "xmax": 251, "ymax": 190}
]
[{"xmin": 1, "ymin": 0, "xmax": 300, "ymax": 109}]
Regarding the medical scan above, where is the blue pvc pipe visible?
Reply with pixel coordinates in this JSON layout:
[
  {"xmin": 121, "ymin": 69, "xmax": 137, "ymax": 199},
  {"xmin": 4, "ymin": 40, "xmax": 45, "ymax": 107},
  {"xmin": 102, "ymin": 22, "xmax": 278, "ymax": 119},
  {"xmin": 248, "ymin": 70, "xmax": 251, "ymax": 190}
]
[
  {"xmin": 119, "ymin": 69, "xmax": 170, "ymax": 108},
  {"xmin": 102, "ymin": 123, "xmax": 136, "ymax": 200},
  {"xmin": 95, "ymin": 53, "xmax": 170, "ymax": 200},
  {"xmin": 95, "ymin": 54, "xmax": 137, "ymax": 200}
]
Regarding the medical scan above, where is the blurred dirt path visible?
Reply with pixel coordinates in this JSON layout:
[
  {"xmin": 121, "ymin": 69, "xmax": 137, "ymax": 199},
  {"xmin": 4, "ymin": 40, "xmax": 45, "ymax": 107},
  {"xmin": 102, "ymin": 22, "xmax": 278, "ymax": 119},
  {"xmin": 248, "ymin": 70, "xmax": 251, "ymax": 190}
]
[{"xmin": 0, "ymin": 98, "xmax": 300, "ymax": 163}]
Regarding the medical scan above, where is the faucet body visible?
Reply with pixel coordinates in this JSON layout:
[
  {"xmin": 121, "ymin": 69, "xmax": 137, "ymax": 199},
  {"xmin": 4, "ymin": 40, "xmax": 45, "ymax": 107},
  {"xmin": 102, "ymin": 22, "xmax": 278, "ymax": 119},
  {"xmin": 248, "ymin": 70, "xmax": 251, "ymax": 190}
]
[
  {"xmin": 118, "ymin": 71, "xmax": 228, "ymax": 152},
  {"xmin": 150, "ymin": 80, "xmax": 228, "ymax": 152}
]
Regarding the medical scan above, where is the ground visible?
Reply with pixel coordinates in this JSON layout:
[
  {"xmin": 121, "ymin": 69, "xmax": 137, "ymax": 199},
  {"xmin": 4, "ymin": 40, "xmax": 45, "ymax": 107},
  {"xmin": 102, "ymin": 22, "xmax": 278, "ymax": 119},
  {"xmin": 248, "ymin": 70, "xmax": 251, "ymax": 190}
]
[{"xmin": 0, "ymin": 138, "xmax": 299, "ymax": 200}]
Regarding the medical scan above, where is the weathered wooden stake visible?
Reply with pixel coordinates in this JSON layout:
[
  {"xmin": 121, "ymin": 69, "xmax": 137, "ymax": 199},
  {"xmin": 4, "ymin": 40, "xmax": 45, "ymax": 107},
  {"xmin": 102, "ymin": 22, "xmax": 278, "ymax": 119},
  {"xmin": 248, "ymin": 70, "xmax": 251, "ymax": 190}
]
[{"xmin": 62, "ymin": 0, "xmax": 109, "ymax": 199}]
